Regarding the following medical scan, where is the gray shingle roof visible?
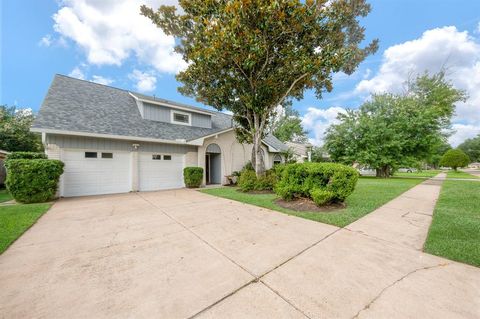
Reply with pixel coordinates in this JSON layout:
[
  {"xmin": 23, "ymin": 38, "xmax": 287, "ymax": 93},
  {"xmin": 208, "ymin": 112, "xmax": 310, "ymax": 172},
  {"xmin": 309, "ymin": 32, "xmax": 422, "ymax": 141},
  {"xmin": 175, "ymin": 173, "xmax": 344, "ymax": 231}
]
[
  {"xmin": 263, "ymin": 134, "xmax": 289, "ymax": 152},
  {"xmin": 33, "ymin": 74, "xmax": 287, "ymax": 151},
  {"xmin": 32, "ymin": 75, "xmax": 233, "ymax": 141}
]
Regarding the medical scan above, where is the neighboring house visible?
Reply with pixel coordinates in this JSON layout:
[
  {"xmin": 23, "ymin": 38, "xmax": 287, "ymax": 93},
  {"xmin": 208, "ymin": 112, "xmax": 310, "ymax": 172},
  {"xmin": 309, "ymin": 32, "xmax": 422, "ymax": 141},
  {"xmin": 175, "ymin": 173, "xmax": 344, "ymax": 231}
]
[
  {"xmin": 31, "ymin": 75, "xmax": 288, "ymax": 197},
  {"xmin": 468, "ymin": 162, "xmax": 480, "ymax": 169},
  {"xmin": 0, "ymin": 150, "xmax": 8, "ymax": 186},
  {"xmin": 285, "ymin": 141, "xmax": 312, "ymax": 163}
]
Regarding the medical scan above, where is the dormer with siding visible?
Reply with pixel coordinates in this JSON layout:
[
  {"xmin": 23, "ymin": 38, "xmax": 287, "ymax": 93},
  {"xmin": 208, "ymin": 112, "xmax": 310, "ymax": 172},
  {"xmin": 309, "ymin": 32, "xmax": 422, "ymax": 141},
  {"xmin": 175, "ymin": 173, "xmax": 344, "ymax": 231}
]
[{"xmin": 130, "ymin": 92, "xmax": 212, "ymax": 129}]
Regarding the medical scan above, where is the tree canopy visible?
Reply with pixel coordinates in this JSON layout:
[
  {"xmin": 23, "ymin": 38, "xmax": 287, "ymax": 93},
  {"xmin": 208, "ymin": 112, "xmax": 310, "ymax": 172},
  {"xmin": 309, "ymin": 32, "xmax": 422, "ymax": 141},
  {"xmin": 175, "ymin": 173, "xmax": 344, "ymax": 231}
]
[
  {"xmin": 440, "ymin": 149, "xmax": 470, "ymax": 171},
  {"xmin": 458, "ymin": 134, "xmax": 480, "ymax": 163},
  {"xmin": 324, "ymin": 72, "xmax": 466, "ymax": 177},
  {"xmin": 0, "ymin": 105, "xmax": 43, "ymax": 152},
  {"xmin": 426, "ymin": 139, "xmax": 451, "ymax": 169},
  {"xmin": 141, "ymin": 0, "xmax": 378, "ymax": 175},
  {"xmin": 269, "ymin": 103, "xmax": 308, "ymax": 143}
]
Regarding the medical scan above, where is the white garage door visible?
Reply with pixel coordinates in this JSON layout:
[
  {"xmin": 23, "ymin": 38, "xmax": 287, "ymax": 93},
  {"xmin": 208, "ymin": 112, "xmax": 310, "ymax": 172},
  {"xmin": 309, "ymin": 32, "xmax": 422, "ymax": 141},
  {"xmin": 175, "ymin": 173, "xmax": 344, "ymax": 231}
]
[
  {"xmin": 139, "ymin": 153, "xmax": 185, "ymax": 191},
  {"xmin": 62, "ymin": 150, "xmax": 131, "ymax": 197}
]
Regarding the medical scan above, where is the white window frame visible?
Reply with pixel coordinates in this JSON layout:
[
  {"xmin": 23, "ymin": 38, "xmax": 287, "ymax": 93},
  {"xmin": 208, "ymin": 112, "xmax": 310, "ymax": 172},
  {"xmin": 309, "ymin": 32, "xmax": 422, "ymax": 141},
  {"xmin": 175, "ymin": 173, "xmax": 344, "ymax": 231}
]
[{"xmin": 171, "ymin": 110, "xmax": 191, "ymax": 126}]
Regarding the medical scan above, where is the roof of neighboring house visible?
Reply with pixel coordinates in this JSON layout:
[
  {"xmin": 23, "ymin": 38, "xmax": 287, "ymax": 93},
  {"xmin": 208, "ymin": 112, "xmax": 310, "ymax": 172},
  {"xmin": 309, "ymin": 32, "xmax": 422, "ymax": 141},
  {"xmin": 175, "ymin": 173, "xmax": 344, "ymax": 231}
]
[
  {"xmin": 285, "ymin": 141, "xmax": 312, "ymax": 157},
  {"xmin": 263, "ymin": 134, "xmax": 289, "ymax": 152},
  {"xmin": 32, "ymin": 75, "xmax": 286, "ymax": 149}
]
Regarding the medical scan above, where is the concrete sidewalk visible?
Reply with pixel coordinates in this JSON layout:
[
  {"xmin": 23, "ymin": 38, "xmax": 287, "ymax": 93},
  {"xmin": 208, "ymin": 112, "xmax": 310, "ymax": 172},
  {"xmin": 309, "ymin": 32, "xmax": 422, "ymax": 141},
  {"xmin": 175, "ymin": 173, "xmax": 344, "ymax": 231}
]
[{"xmin": 346, "ymin": 173, "xmax": 445, "ymax": 250}]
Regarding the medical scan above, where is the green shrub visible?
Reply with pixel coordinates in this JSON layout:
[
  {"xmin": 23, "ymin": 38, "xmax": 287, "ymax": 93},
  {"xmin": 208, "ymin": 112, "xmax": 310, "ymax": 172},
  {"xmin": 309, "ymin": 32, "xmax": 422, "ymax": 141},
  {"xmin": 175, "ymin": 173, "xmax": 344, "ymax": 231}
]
[
  {"xmin": 439, "ymin": 149, "xmax": 470, "ymax": 171},
  {"xmin": 6, "ymin": 152, "xmax": 47, "ymax": 160},
  {"xmin": 275, "ymin": 162, "xmax": 359, "ymax": 206},
  {"xmin": 5, "ymin": 159, "xmax": 64, "ymax": 203},
  {"xmin": 238, "ymin": 169, "xmax": 257, "ymax": 192},
  {"xmin": 241, "ymin": 161, "xmax": 254, "ymax": 172},
  {"xmin": 310, "ymin": 188, "xmax": 335, "ymax": 206},
  {"xmin": 238, "ymin": 168, "xmax": 278, "ymax": 192},
  {"xmin": 255, "ymin": 169, "xmax": 277, "ymax": 190},
  {"xmin": 183, "ymin": 167, "xmax": 203, "ymax": 188}
]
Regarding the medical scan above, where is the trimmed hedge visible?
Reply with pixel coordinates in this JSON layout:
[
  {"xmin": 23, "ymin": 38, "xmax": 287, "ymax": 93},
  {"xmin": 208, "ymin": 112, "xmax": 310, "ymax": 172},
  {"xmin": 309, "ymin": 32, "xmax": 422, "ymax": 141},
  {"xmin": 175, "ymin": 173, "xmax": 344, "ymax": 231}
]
[
  {"xmin": 6, "ymin": 152, "xmax": 47, "ymax": 160},
  {"xmin": 184, "ymin": 167, "xmax": 203, "ymax": 188},
  {"xmin": 275, "ymin": 162, "xmax": 359, "ymax": 206},
  {"xmin": 238, "ymin": 168, "xmax": 277, "ymax": 192},
  {"xmin": 5, "ymin": 159, "xmax": 64, "ymax": 203}
]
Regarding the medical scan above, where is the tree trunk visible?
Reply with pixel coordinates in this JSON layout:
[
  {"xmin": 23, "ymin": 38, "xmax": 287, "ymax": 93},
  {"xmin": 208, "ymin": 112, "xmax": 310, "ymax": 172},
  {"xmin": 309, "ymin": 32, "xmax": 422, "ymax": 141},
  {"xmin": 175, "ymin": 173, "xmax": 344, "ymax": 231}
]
[
  {"xmin": 376, "ymin": 165, "xmax": 390, "ymax": 178},
  {"xmin": 249, "ymin": 113, "xmax": 266, "ymax": 177},
  {"xmin": 252, "ymin": 131, "xmax": 266, "ymax": 177}
]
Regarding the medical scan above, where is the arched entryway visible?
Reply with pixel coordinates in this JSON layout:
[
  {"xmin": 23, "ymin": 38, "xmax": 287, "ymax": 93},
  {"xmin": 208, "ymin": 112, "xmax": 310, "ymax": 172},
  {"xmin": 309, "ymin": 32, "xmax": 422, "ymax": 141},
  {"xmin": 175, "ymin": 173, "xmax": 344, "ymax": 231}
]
[
  {"xmin": 273, "ymin": 154, "xmax": 283, "ymax": 165},
  {"xmin": 206, "ymin": 143, "xmax": 221, "ymax": 184}
]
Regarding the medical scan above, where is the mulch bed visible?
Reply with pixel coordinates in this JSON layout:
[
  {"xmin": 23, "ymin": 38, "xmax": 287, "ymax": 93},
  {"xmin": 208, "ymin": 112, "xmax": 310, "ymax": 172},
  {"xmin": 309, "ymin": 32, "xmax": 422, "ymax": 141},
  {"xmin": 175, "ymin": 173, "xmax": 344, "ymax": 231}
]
[{"xmin": 275, "ymin": 197, "xmax": 346, "ymax": 212}]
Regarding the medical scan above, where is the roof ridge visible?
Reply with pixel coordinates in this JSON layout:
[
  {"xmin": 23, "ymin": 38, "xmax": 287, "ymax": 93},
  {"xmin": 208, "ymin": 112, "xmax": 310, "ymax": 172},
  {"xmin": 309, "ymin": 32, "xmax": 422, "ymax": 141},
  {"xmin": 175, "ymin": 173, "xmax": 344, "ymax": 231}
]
[
  {"xmin": 55, "ymin": 73, "xmax": 232, "ymax": 118},
  {"xmin": 55, "ymin": 73, "xmax": 128, "ymax": 93}
]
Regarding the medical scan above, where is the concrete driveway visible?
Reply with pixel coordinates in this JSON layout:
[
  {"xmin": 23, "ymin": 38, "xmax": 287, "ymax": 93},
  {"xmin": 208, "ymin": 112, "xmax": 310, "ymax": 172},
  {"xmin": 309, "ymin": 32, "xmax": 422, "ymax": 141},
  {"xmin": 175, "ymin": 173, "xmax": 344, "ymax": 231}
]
[{"xmin": 0, "ymin": 187, "xmax": 479, "ymax": 318}]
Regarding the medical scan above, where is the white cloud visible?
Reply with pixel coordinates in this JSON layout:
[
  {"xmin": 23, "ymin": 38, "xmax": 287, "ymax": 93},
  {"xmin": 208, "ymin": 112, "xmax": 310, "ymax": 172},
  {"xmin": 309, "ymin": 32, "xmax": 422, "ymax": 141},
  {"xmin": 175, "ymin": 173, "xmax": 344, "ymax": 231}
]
[
  {"xmin": 68, "ymin": 66, "xmax": 85, "ymax": 80},
  {"xmin": 68, "ymin": 66, "xmax": 114, "ymax": 86},
  {"xmin": 39, "ymin": 34, "xmax": 53, "ymax": 47},
  {"xmin": 52, "ymin": 0, "xmax": 186, "ymax": 73},
  {"xmin": 355, "ymin": 26, "xmax": 480, "ymax": 146},
  {"xmin": 363, "ymin": 68, "xmax": 372, "ymax": 80},
  {"xmin": 129, "ymin": 69, "xmax": 157, "ymax": 92},
  {"xmin": 301, "ymin": 106, "xmax": 347, "ymax": 145},
  {"xmin": 91, "ymin": 75, "xmax": 114, "ymax": 85},
  {"xmin": 450, "ymin": 124, "xmax": 480, "ymax": 146}
]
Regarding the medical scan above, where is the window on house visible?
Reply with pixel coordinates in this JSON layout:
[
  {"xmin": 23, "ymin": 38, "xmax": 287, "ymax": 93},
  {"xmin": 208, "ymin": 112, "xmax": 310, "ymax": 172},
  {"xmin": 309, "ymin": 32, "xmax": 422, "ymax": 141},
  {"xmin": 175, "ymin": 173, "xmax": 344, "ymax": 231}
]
[
  {"xmin": 85, "ymin": 152, "xmax": 97, "ymax": 158},
  {"xmin": 152, "ymin": 154, "xmax": 162, "ymax": 160},
  {"xmin": 101, "ymin": 152, "xmax": 113, "ymax": 159},
  {"xmin": 163, "ymin": 155, "xmax": 172, "ymax": 160},
  {"xmin": 172, "ymin": 112, "xmax": 190, "ymax": 124}
]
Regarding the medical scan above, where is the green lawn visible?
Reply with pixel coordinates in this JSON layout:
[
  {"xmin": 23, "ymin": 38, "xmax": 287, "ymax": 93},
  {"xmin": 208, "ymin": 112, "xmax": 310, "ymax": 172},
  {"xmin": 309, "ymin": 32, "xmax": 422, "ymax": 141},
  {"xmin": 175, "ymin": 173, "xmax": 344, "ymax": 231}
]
[
  {"xmin": 201, "ymin": 177, "xmax": 423, "ymax": 227},
  {"xmin": 446, "ymin": 170, "xmax": 480, "ymax": 179},
  {"xmin": 424, "ymin": 180, "xmax": 480, "ymax": 267},
  {"xmin": 393, "ymin": 170, "xmax": 442, "ymax": 178},
  {"xmin": 0, "ymin": 189, "xmax": 13, "ymax": 203},
  {"xmin": 0, "ymin": 202, "xmax": 51, "ymax": 254}
]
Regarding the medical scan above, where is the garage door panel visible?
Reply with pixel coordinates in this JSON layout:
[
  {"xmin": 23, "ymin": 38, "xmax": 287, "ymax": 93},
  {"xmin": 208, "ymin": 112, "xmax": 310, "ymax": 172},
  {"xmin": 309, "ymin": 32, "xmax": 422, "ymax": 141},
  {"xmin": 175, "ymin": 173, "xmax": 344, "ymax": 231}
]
[
  {"xmin": 139, "ymin": 153, "xmax": 184, "ymax": 191},
  {"xmin": 62, "ymin": 150, "xmax": 131, "ymax": 197}
]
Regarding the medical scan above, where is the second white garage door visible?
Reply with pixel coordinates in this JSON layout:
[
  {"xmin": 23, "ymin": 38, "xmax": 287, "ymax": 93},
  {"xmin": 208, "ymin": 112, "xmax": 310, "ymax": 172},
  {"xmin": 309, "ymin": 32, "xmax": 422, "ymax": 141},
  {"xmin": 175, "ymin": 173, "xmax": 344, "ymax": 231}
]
[{"xmin": 139, "ymin": 153, "xmax": 185, "ymax": 191}]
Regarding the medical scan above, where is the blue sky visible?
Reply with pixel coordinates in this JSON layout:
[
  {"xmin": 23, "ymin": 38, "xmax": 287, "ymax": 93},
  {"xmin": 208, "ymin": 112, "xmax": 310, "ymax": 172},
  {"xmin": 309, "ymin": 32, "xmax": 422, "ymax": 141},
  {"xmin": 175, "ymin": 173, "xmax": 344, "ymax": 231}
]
[{"xmin": 1, "ymin": 0, "xmax": 480, "ymax": 145}]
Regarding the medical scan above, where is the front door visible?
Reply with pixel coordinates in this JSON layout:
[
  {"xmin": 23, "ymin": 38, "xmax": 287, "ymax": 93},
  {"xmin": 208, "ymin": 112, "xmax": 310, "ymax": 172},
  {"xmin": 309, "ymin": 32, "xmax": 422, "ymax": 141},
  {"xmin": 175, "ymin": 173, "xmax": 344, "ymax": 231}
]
[{"xmin": 205, "ymin": 154, "xmax": 211, "ymax": 184}]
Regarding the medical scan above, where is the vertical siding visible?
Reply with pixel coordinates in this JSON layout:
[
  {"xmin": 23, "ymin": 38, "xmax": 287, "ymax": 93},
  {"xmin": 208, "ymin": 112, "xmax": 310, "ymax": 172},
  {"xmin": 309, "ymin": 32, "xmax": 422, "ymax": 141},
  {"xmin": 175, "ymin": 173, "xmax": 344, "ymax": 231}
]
[
  {"xmin": 142, "ymin": 102, "xmax": 212, "ymax": 129},
  {"xmin": 143, "ymin": 103, "xmax": 171, "ymax": 122},
  {"xmin": 191, "ymin": 113, "xmax": 211, "ymax": 128},
  {"xmin": 46, "ymin": 134, "xmax": 196, "ymax": 154}
]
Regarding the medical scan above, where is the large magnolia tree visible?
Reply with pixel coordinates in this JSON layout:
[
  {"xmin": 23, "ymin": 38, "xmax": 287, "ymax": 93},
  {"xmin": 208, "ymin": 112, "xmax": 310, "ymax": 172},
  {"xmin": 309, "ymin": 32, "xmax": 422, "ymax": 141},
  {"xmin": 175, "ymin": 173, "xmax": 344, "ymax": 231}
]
[{"xmin": 141, "ymin": 0, "xmax": 378, "ymax": 175}]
